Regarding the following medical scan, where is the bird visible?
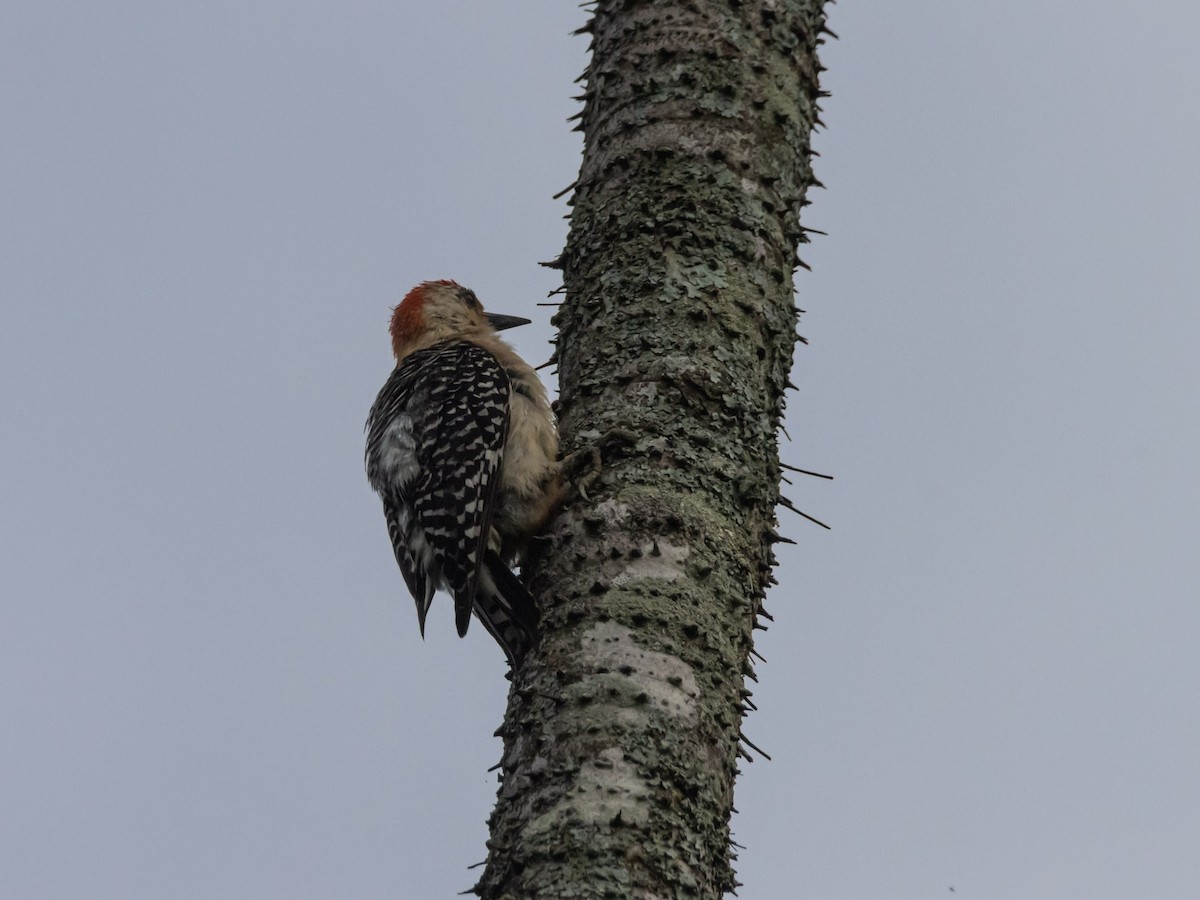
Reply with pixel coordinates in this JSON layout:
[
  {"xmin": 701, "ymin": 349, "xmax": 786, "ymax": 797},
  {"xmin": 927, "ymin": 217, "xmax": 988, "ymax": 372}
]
[{"xmin": 365, "ymin": 280, "xmax": 561, "ymax": 665}]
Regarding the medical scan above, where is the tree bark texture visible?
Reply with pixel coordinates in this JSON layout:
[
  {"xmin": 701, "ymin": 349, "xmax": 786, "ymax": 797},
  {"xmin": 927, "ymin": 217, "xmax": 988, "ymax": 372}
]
[{"xmin": 478, "ymin": 2, "xmax": 828, "ymax": 897}]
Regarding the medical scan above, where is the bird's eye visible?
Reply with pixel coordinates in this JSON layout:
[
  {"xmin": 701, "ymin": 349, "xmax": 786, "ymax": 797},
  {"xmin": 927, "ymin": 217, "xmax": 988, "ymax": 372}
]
[{"xmin": 461, "ymin": 289, "xmax": 482, "ymax": 310}]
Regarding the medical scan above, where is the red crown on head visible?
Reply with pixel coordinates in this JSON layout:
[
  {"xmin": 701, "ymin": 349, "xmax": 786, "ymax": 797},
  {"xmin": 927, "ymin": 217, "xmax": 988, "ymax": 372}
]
[{"xmin": 390, "ymin": 280, "xmax": 460, "ymax": 355}]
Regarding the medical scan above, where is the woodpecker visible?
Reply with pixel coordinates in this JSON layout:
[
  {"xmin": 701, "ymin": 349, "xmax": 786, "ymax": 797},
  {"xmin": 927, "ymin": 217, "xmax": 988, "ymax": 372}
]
[{"xmin": 365, "ymin": 280, "xmax": 561, "ymax": 665}]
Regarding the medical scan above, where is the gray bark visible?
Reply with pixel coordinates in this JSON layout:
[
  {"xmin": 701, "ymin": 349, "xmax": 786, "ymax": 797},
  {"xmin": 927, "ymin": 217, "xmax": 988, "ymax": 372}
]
[{"xmin": 477, "ymin": 2, "xmax": 829, "ymax": 897}]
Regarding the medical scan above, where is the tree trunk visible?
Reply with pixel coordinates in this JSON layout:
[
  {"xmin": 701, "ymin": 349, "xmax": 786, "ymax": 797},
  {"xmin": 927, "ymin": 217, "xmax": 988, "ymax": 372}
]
[{"xmin": 478, "ymin": 1, "xmax": 828, "ymax": 896}]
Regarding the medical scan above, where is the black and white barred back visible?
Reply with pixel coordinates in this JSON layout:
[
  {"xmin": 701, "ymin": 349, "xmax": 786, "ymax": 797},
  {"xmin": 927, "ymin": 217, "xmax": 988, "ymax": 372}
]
[{"xmin": 365, "ymin": 340, "xmax": 537, "ymax": 664}]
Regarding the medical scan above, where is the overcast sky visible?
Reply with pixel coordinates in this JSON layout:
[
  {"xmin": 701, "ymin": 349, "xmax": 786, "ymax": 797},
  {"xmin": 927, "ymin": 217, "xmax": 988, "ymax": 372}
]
[{"xmin": 3, "ymin": 2, "xmax": 1199, "ymax": 898}]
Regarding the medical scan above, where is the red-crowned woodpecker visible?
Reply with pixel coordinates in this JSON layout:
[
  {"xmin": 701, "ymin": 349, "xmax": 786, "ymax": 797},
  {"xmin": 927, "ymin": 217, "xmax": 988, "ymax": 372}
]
[{"xmin": 366, "ymin": 280, "xmax": 561, "ymax": 665}]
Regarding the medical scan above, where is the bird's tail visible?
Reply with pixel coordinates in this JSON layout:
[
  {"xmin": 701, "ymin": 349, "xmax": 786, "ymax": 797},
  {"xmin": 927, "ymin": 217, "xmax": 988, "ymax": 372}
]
[{"xmin": 472, "ymin": 550, "xmax": 539, "ymax": 667}]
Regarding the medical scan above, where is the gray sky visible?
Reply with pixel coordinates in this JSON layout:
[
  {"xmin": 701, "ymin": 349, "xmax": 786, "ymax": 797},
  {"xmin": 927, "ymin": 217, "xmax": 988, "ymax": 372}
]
[{"xmin": 3, "ymin": 2, "xmax": 1198, "ymax": 898}]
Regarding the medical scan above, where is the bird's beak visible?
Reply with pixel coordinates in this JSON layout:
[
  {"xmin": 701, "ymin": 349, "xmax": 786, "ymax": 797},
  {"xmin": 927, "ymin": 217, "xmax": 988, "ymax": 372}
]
[{"xmin": 485, "ymin": 312, "xmax": 532, "ymax": 331}]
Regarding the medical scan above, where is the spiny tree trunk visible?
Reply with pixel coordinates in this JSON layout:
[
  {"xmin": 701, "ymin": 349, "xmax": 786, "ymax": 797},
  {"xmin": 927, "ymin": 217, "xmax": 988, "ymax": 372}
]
[{"xmin": 478, "ymin": 2, "xmax": 829, "ymax": 897}]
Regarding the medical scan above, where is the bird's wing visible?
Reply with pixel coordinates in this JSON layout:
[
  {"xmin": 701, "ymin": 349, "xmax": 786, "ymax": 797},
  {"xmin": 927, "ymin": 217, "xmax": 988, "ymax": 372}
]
[{"xmin": 366, "ymin": 341, "xmax": 510, "ymax": 637}]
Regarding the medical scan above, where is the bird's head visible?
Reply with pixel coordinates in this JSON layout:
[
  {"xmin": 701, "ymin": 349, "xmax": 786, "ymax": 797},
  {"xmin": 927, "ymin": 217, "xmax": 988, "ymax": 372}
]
[{"xmin": 389, "ymin": 280, "xmax": 530, "ymax": 360}]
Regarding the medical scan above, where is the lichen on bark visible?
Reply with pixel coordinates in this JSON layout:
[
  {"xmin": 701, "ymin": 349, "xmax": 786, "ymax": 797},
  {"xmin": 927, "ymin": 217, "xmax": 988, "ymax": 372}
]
[{"xmin": 476, "ymin": 2, "xmax": 829, "ymax": 897}]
